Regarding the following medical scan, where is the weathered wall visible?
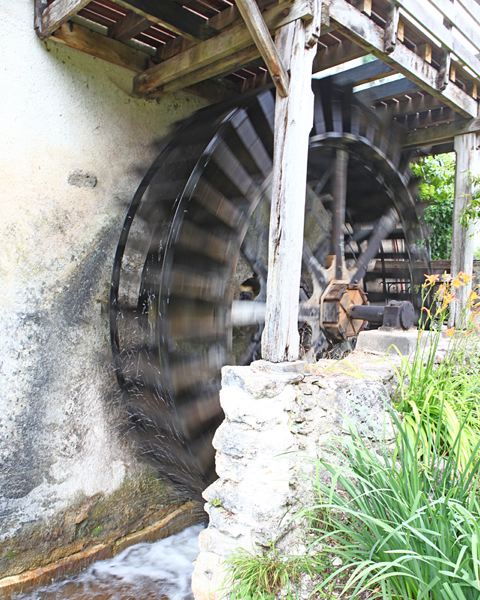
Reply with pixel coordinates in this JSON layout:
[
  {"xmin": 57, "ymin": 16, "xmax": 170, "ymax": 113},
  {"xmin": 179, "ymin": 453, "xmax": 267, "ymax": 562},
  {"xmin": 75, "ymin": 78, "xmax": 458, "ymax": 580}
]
[{"xmin": 0, "ymin": 0, "xmax": 205, "ymax": 557}]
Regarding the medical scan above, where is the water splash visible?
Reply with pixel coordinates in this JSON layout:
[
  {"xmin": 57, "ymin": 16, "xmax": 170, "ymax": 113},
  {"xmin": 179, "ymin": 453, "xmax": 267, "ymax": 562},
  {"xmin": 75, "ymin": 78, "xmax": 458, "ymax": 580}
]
[{"xmin": 17, "ymin": 525, "xmax": 203, "ymax": 600}]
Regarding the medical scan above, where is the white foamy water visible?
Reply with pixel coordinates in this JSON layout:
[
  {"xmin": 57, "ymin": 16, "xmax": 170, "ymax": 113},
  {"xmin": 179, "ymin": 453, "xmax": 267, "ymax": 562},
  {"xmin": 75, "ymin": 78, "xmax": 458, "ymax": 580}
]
[{"xmin": 17, "ymin": 524, "xmax": 204, "ymax": 600}]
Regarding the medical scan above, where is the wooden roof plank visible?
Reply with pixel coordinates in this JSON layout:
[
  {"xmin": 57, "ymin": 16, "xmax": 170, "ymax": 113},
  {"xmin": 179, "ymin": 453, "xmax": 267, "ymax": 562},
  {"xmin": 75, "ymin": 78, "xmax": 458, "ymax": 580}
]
[
  {"xmin": 393, "ymin": 0, "xmax": 480, "ymax": 77},
  {"xmin": 329, "ymin": 0, "xmax": 478, "ymax": 118},
  {"xmin": 112, "ymin": 0, "xmax": 216, "ymax": 40}
]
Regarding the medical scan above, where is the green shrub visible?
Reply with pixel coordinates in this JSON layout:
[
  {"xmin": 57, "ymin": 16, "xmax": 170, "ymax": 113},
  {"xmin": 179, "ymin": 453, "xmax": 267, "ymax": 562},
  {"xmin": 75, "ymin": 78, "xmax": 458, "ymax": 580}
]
[{"xmin": 411, "ymin": 154, "xmax": 455, "ymax": 260}]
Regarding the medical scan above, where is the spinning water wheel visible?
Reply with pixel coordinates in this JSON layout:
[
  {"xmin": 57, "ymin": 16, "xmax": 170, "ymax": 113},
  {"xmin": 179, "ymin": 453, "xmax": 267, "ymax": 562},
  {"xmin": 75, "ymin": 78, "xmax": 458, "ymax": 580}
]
[{"xmin": 110, "ymin": 82, "xmax": 429, "ymax": 496}]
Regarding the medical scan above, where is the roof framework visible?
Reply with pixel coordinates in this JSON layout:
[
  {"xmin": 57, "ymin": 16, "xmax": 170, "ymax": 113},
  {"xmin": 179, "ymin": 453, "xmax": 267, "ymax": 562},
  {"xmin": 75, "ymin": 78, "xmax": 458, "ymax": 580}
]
[{"xmin": 35, "ymin": 0, "xmax": 480, "ymax": 150}]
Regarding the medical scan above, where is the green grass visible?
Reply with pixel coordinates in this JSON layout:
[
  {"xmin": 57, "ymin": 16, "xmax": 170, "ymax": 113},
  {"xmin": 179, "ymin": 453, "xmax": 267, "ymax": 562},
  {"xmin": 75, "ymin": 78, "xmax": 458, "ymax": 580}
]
[
  {"xmin": 396, "ymin": 343, "xmax": 480, "ymax": 471},
  {"xmin": 306, "ymin": 411, "xmax": 480, "ymax": 599},
  {"xmin": 226, "ymin": 546, "xmax": 315, "ymax": 600}
]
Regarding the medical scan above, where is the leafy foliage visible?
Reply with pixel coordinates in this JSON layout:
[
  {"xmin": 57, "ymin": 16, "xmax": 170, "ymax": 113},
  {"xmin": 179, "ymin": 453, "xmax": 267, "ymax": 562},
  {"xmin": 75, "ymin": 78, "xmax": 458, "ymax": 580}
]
[{"xmin": 411, "ymin": 154, "xmax": 455, "ymax": 260}]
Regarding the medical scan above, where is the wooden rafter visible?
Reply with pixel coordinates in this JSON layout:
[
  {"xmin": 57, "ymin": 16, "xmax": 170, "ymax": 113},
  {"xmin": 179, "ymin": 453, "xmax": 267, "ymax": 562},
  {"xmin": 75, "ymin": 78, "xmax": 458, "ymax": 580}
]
[
  {"xmin": 39, "ymin": 0, "xmax": 216, "ymax": 42},
  {"xmin": 236, "ymin": 0, "xmax": 289, "ymax": 97},
  {"xmin": 108, "ymin": 11, "xmax": 150, "ymax": 42}
]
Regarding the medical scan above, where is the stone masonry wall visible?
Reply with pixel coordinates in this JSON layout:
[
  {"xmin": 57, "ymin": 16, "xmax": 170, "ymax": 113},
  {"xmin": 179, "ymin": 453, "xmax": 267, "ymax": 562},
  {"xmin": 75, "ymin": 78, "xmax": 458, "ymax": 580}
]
[{"xmin": 192, "ymin": 351, "xmax": 400, "ymax": 599}]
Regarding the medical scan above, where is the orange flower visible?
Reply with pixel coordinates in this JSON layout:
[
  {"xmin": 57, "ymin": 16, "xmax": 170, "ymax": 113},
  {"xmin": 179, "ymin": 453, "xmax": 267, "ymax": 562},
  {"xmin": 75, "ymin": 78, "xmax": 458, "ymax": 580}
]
[
  {"xmin": 446, "ymin": 327, "xmax": 455, "ymax": 337},
  {"xmin": 459, "ymin": 272, "xmax": 472, "ymax": 284},
  {"xmin": 468, "ymin": 290, "xmax": 480, "ymax": 306},
  {"xmin": 452, "ymin": 276, "xmax": 463, "ymax": 289},
  {"xmin": 424, "ymin": 273, "xmax": 439, "ymax": 286},
  {"xmin": 442, "ymin": 291, "xmax": 455, "ymax": 309}
]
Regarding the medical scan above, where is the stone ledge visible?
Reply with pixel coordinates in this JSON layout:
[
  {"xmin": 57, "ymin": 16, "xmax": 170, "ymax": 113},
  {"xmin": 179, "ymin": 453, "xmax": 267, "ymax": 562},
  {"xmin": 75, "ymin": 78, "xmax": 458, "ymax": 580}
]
[{"xmin": 0, "ymin": 501, "xmax": 202, "ymax": 599}]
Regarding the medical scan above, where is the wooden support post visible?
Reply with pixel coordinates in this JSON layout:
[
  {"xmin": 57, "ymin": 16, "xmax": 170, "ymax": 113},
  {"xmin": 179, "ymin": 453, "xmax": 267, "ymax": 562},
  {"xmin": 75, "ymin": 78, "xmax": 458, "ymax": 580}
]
[
  {"xmin": 450, "ymin": 132, "xmax": 480, "ymax": 327},
  {"xmin": 261, "ymin": 2, "xmax": 321, "ymax": 362}
]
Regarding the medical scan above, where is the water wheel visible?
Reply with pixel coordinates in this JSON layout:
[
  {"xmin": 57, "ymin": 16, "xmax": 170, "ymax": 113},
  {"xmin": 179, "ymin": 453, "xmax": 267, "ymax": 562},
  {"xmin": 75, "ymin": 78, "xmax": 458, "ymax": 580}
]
[{"xmin": 110, "ymin": 82, "xmax": 429, "ymax": 497}]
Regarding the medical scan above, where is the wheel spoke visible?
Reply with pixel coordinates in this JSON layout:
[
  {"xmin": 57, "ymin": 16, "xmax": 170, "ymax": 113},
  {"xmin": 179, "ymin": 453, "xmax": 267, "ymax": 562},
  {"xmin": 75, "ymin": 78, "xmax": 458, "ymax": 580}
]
[
  {"xmin": 350, "ymin": 207, "xmax": 398, "ymax": 285},
  {"xmin": 332, "ymin": 149, "xmax": 349, "ymax": 279}
]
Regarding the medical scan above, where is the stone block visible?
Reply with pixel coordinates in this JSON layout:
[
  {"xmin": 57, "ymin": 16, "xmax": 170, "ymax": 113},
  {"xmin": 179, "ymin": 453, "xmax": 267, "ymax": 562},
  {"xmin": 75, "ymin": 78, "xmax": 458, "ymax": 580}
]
[{"xmin": 356, "ymin": 328, "xmax": 428, "ymax": 356}]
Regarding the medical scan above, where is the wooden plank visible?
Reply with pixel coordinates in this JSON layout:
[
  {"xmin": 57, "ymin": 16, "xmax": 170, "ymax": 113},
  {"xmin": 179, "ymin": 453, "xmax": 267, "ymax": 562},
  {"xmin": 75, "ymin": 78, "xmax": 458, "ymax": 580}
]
[
  {"xmin": 432, "ymin": 0, "xmax": 480, "ymax": 54},
  {"xmin": 402, "ymin": 117, "xmax": 480, "ymax": 148},
  {"xmin": 449, "ymin": 132, "xmax": 479, "ymax": 326},
  {"xmin": 50, "ymin": 21, "xmax": 150, "ymax": 72},
  {"xmin": 329, "ymin": 0, "xmax": 478, "ymax": 117},
  {"xmin": 134, "ymin": 0, "xmax": 313, "ymax": 96},
  {"xmin": 392, "ymin": 0, "xmax": 480, "ymax": 77},
  {"xmin": 39, "ymin": 0, "xmax": 90, "ymax": 39},
  {"xmin": 109, "ymin": 11, "xmax": 150, "ymax": 42},
  {"xmin": 236, "ymin": 0, "xmax": 289, "ymax": 97},
  {"xmin": 112, "ymin": 0, "xmax": 216, "ymax": 41},
  {"xmin": 262, "ymin": 2, "xmax": 321, "ymax": 362},
  {"xmin": 161, "ymin": 44, "xmax": 260, "ymax": 94}
]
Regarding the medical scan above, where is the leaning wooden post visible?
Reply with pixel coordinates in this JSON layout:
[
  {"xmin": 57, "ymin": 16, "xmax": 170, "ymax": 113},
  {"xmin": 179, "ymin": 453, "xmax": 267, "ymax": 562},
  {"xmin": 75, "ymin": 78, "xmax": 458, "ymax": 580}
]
[
  {"xmin": 450, "ymin": 132, "xmax": 480, "ymax": 327},
  {"xmin": 261, "ymin": 2, "xmax": 321, "ymax": 362}
]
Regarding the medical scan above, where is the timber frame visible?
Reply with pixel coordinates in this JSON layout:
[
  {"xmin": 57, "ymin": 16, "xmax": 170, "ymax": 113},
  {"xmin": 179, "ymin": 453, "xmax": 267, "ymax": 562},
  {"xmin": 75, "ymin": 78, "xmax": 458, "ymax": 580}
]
[
  {"xmin": 35, "ymin": 0, "xmax": 480, "ymax": 149},
  {"xmin": 34, "ymin": 0, "xmax": 480, "ymax": 352}
]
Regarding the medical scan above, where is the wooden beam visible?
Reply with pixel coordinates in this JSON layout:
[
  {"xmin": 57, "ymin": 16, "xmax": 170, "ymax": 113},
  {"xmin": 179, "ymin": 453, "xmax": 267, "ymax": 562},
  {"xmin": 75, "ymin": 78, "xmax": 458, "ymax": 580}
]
[
  {"xmin": 449, "ymin": 132, "xmax": 480, "ymax": 326},
  {"xmin": 331, "ymin": 59, "xmax": 393, "ymax": 87},
  {"xmin": 329, "ymin": 0, "xmax": 478, "ymax": 118},
  {"xmin": 39, "ymin": 0, "xmax": 90, "ymax": 39},
  {"xmin": 49, "ymin": 22, "xmax": 234, "ymax": 102},
  {"xmin": 262, "ymin": 2, "xmax": 321, "ymax": 362},
  {"xmin": 355, "ymin": 77, "xmax": 418, "ymax": 105},
  {"xmin": 112, "ymin": 0, "xmax": 215, "ymax": 41},
  {"xmin": 236, "ymin": 0, "xmax": 289, "ymax": 97},
  {"xmin": 134, "ymin": 0, "xmax": 313, "ymax": 96},
  {"xmin": 50, "ymin": 22, "xmax": 150, "ymax": 72},
  {"xmin": 403, "ymin": 118, "xmax": 480, "ymax": 148},
  {"xmin": 109, "ymin": 11, "xmax": 150, "ymax": 42}
]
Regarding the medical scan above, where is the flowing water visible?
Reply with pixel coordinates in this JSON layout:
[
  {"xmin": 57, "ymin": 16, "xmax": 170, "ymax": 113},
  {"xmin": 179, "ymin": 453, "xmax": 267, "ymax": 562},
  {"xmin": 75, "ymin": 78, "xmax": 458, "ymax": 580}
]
[{"xmin": 16, "ymin": 525, "xmax": 203, "ymax": 600}]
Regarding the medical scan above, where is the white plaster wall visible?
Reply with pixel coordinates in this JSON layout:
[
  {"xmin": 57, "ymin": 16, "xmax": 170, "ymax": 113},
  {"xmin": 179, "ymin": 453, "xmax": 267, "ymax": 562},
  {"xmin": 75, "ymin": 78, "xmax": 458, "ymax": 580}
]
[{"xmin": 0, "ymin": 1, "xmax": 205, "ymax": 538}]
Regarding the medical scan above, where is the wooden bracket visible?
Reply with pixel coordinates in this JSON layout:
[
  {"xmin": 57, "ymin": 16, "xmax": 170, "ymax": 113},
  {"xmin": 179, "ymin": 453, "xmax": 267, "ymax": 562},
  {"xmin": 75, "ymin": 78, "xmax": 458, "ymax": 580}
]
[
  {"xmin": 437, "ymin": 47, "xmax": 452, "ymax": 90},
  {"xmin": 34, "ymin": 0, "xmax": 49, "ymax": 36},
  {"xmin": 304, "ymin": 0, "xmax": 322, "ymax": 49},
  {"xmin": 236, "ymin": 0, "xmax": 290, "ymax": 97},
  {"xmin": 384, "ymin": 5, "xmax": 400, "ymax": 54}
]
